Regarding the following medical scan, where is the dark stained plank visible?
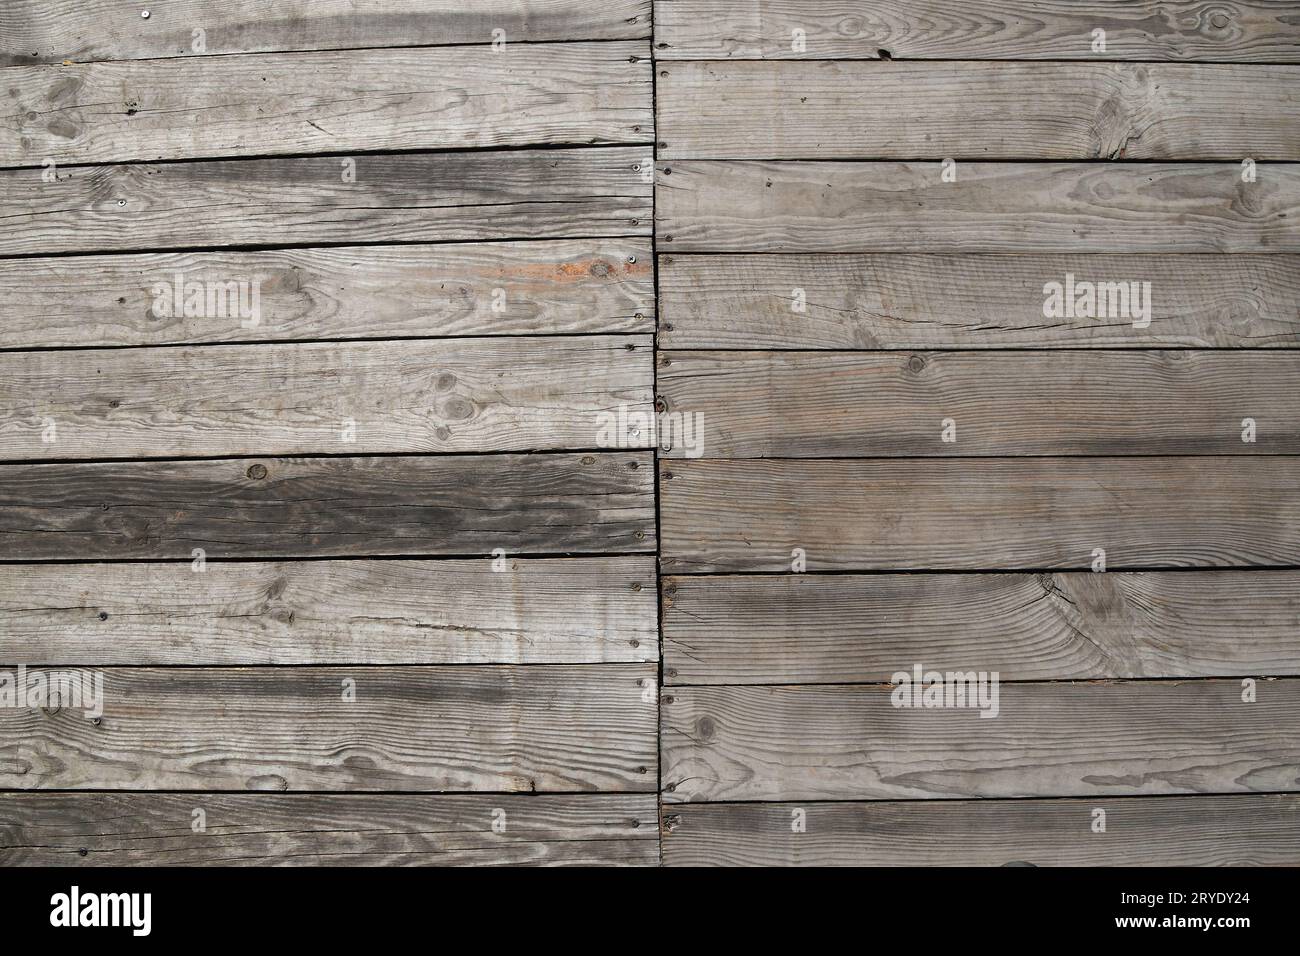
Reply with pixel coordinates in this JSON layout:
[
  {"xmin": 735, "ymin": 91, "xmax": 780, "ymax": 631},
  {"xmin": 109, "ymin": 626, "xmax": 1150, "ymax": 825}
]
[
  {"xmin": 658, "ymin": 253, "xmax": 1300, "ymax": 349},
  {"xmin": 661, "ymin": 796, "xmax": 1300, "ymax": 866},
  {"xmin": 656, "ymin": 161, "xmax": 1300, "ymax": 253},
  {"xmin": 0, "ymin": 453, "xmax": 654, "ymax": 560},
  {"xmin": 663, "ymin": 571, "xmax": 1300, "ymax": 684},
  {"xmin": 659, "ymin": 61, "xmax": 1300, "ymax": 161},
  {"xmin": 0, "ymin": 664, "xmax": 658, "ymax": 791},
  {"xmin": 0, "ymin": 792, "xmax": 658, "ymax": 866},
  {"xmin": 659, "ymin": 457, "xmax": 1300, "ymax": 572},
  {"xmin": 0, "ymin": 148, "xmax": 652, "ymax": 257},
  {"xmin": 662, "ymin": 679, "xmax": 1300, "ymax": 801},
  {"xmin": 0, "ymin": 557, "xmax": 657, "ymax": 665},
  {"xmin": 658, "ymin": 350, "xmax": 1300, "ymax": 457}
]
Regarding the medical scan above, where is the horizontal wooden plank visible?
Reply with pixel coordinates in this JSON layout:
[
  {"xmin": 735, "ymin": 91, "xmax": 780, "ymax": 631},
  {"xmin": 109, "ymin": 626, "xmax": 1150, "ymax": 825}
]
[
  {"xmin": 0, "ymin": 336, "xmax": 654, "ymax": 459},
  {"xmin": 0, "ymin": 147, "xmax": 652, "ymax": 257},
  {"xmin": 663, "ymin": 571, "xmax": 1300, "ymax": 684},
  {"xmin": 0, "ymin": 452, "xmax": 654, "ymax": 560},
  {"xmin": 4, "ymin": 42, "xmax": 651, "ymax": 167},
  {"xmin": 0, "ymin": 792, "xmax": 658, "ymax": 866},
  {"xmin": 658, "ymin": 350, "xmax": 1300, "ymax": 457},
  {"xmin": 656, "ymin": 161, "xmax": 1300, "ymax": 253},
  {"xmin": 660, "ymin": 457, "xmax": 1300, "ymax": 571},
  {"xmin": 658, "ymin": 253, "xmax": 1300, "ymax": 349},
  {"xmin": 0, "ymin": 557, "xmax": 656, "ymax": 665},
  {"xmin": 0, "ymin": 664, "xmax": 657, "ymax": 791},
  {"xmin": 659, "ymin": 61, "xmax": 1300, "ymax": 160},
  {"xmin": 0, "ymin": 240, "xmax": 653, "ymax": 349},
  {"xmin": 662, "ymin": 796, "xmax": 1300, "ymax": 866},
  {"xmin": 662, "ymin": 678, "xmax": 1300, "ymax": 801}
]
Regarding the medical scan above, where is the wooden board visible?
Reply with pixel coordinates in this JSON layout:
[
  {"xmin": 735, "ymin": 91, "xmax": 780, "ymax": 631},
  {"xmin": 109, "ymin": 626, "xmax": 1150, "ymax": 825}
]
[
  {"xmin": 0, "ymin": 792, "xmax": 658, "ymax": 866},
  {"xmin": 0, "ymin": 452, "xmax": 654, "ymax": 560},
  {"xmin": 658, "ymin": 61, "xmax": 1300, "ymax": 160},
  {"xmin": 657, "ymin": 350, "xmax": 1300, "ymax": 457},
  {"xmin": 663, "ymin": 571, "xmax": 1300, "ymax": 684},
  {"xmin": 1, "ymin": 557, "xmax": 657, "ymax": 665},
  {"xmin": 662, "ymin": 678, "xmax": 1300, "ymax": 801},
  {"xmin": 658, "ymin": 253, "xmax": 1300, "ymax": 349},
  {"xmin": 0, "ymin": 147, "xmax": 652, "ymax": 257},
  {"xmin": 655, "ymin": 161, "xmax": 1300, "ymax": 253},
  {"xmin": 659, "ymin": 457, "xmax": 1300, "ymax": 571},
  {"xmin": 0, "ymin": 664, "xmax": 658, "ymax": 791},
  {"xmin": 661, "ymin": 796, "xmax": 1300, "ymax": 866}
]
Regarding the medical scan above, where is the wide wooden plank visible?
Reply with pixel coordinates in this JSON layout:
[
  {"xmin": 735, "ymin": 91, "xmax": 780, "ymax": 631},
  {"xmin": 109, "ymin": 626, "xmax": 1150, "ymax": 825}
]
[
  {"xmin": 658, "ymin": 350, "xmax": 1300, "ymax": 457},
  {"xmin": 0, "ymin": 148, "xmax": 652, "ymax": 257},
  {"xmin": 0, "ymin": 664, "xmax": 658, "ymax": 791},
  {"xmin": 0, "ymin": 452, "xmax": 654, "ymax": 560},
  {"xmin": 660, "ymin": 457, "xmax": 1300, "ymax": 571},
  {"xmin": 659, "ymin": 61, "xmax": 1300, "ymax": 160},
  {"xmin": 3, "ymin": 42, "xmax": 651, "ymax": 167},
  {"xmin": 662, "ymin": 679, "xmax": 1300, "ymax": 801},
  {"xmin": 0, "ymin": 557, "xmax": 657, "ymax": 665},
  {"xmin": 658, "ymin": 253, "xmax": 1300, "ymax": 349},
  {"xmin": 662, "ymin": 796, "xmax": 1300, "ymax": 867},
  {"xmin": 663, "ymin": 571, "xmax": 1300, "ymax": 684},
  {"xmin": 0, "ymin": 336, "xmax": 654, "ymax": 459},
  {"xmin": 656, "ymin": 161, "xmax": 1300, "ymax": 253}
]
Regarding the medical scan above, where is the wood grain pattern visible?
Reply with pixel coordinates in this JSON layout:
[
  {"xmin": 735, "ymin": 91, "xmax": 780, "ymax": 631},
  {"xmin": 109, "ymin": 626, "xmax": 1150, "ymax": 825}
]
[
  {"xmin": 663, "ymin": 571, "xmax": 1300, "ymax": 684},
  {"xmin": 0, "ymin": 792, "xmax": 658, "ymax": 866},
  {"xmin": 656, "ymin": 161, "xmax": 1300, "ymax": 253},
  {"xmin": 660, "ymin": 457, "xmax": 1300, "ymax": 571},
  {"xmin": 0, "ymin": 664, "xmax": 658, "ymax": 791},
  {"xmin": 662, "ymin": 678, "xmax": 1300, "ymax": 802},
  {"xmin": 0, "ymin": 453, "xmax": 654, "ymax": 560},
  {"xmin": 658, "ymin": 253, "xmax": 1300, "ymax": 349}
]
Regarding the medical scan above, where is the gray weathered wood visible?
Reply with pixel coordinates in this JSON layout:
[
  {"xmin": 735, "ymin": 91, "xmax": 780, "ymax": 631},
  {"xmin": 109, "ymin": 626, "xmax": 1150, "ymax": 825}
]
[
  {"xmin": 662, "ymin": 678, "xmax": 1300, "ymax": 801},
  {"xmin": 0, "ymin": 792, "xmax": 659, "ymax": 866}
]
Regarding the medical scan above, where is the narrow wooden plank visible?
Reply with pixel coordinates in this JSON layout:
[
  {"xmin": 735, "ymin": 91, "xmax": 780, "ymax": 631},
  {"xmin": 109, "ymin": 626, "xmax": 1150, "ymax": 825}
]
[
  {"xmin": 659, "ymin": 61, "xmax": 1300, "ymax": 161},
  {"xmin": 658, "ymin": 350, "xmax": 1300, "ymax": 457},
  {"xmin": 0, "ymin": 453, "xmax": 654, "ymax": 560},
  {"xmin": 654, "ymin": 0, "xmax": 1300, "ymax": 61},
  {"xmin": 0, "ymin": 664, "xmax": 658, "ymax": 791},
  {"xmin": 663, "ymin": 571, "xmax": 1300, "ymax": 684},
  {"xmin": 0, "ymin": 336, "xmax": 654, "ymax": 459},
  {"xmin": 656, "ymin": 161, "xmax": 1300, "ymax": 253},
  {"xmin": 0, "ymin": 148, "xmax": 652, "ymax": 257},
  {"xmin": 662, "ymin": 679, "xmax": 1300, "ymax": 801},
  {"xmin": 0, "ymin": 557, "xmax": 657, "ymax": 665},
  {"xmin": 0, "ymin": 792, "xmax": 658, "ymax": 866},
  {"xmin": 0, "ymin": 241, "xmax": 653, "ymax": 349},
  {"xmin": 660, "ymin": 457, "xmax": 1300, "ymax": 571},
  {"xmin": 658, "ymin": 253, "xmax": 1300, "ymax": 349},
  {"xmin": 662, "ymin": 796, "xmax": 1300, "ymax": 867}
]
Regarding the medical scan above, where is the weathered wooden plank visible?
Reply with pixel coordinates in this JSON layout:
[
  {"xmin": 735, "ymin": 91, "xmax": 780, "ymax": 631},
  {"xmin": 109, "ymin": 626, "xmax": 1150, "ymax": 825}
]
[
  {"xmin": 662, "ymin": 679, "xmax": 1300, "ymax": 802},
  {"xmin": 656, "ymin": 161, "xmax": 1300, "ymax": 253},
  {"xmin": 0, "ymin": 664, "xmax": 658, "ymax": 791},
  {"xmin": 3, "ymin": 42, "xmax": 651, "ymax": 167},
  {"xmin": 0, "ymin": 792, "xmax": 658, "ymax": 866},
  {"xmin": 659, "ymin": 61, "xmax": 1300, "ymax": 161},
  {"xmin": 0, "ymin": 557, "xmax": 656, "ymax": 665},
  {"xmin": 0, "ymin": 241, "xmax": 653, "ymax": 349},
  {"xmin": 663, "ymin": 571, "xmax": 1300, "ymax": 684},
  {"xmin": 0, "ymin": 336, "xmax": 654, "ymax": 459},
  {"xmin": 658, "ymin": 350, "xmax": 1300, "ymax": 457},
  {"xmin": 0, "ymin": 148, "xmax": 652, "ymax": 257},
  {"xmin": 658, "ymin": 253, "xmax": 1300, "ymax": 349},
  {"xmin": 661, "ymin": 796, "xmax": 1300, "ymax": 867},
  {"xmin": 1, "ymin": 0, "xmax": 651, "ymax": 66},
  {"xmin": 654, "ymin": 0, "xmax": 1300, "ymax": 61},
  {"xmin": 0, "ymin": 453, "xmax": 654, "ymax": 560},
  {"xmin": 660, "ymin": 457, "xmax": 1300, "ymax": 572}
]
